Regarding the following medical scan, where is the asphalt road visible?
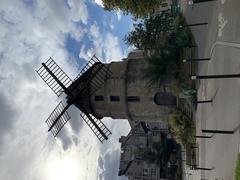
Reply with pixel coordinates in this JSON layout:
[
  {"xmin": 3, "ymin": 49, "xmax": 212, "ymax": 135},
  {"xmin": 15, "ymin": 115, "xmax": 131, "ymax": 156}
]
[{"xmin": 182, "ymin": 0, "xmax": 240, "ymax": 179}]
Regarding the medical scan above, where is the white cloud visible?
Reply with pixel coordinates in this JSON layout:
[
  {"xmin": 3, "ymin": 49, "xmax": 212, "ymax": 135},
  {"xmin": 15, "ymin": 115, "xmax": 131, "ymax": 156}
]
[
  {"xmin": 94, "ymin": 0, "xmax": 104, "ymax": 7},
  {"xmin": 0, "ymin": 1, "xmax": 130, "ymax": 180},
  {"xmin": 93, "ymin": 0, "xmax": 122, "ymax": 22},
  {"xmin": 116, "ymin": 10, "xmax": 122, "ymax": 21},
  {"xmin": 104, "ymin": 33, "xmax": 123, "ymax": 62},
  {"xmin": 0, "ymin": 0, "xmax": 98, "ymax": 180},
  {"xmin": 89, "ymin": 23, "xmax": 105, "ymax": 60},
  {"xmin": 80, "ymin": 22, "xmax": 125, "ymax": 63},
  {"xmin": 79, "ymin": 45, "xmax": 95, "ymax": 60},
  {"xmin": 67, "ymin": 0, "xmax": 88, "ymax": 24}
]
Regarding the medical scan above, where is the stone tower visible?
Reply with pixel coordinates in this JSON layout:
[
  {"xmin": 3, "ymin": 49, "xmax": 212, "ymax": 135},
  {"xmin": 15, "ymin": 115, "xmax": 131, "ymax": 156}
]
[{"xmin": 76, "ymin": 50, "xmax": 177, "ymax": 123}]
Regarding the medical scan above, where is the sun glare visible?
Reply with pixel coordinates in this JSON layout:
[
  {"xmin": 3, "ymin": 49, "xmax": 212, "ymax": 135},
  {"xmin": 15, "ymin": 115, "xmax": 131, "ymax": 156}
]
[{"xmin": 46, "ymin": 155, "xmax": 81, "ymax": 180}]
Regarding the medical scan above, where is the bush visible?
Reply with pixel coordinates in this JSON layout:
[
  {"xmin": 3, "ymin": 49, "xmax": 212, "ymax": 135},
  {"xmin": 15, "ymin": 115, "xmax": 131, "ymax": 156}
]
[
  {"xmin": 236, "ymin": 153, "xmax": 240, "ymax": 180},
  {"xmin": 168, "ymin": 114, "xmax": 195, "ymax": 147}
]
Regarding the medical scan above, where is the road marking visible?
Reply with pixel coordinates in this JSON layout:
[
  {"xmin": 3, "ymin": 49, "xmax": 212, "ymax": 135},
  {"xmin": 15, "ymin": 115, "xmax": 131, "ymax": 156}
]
[
  {"xmin": 221, "ymin": 0, "xmax": 226, "ymax": 5},
  {"xmin": 218, "ymin": 13, "xmax": 228, "ymax": 37},
  {"xmin": 210, "ymin": 41, "xmax": 240, "ymax": 57}
]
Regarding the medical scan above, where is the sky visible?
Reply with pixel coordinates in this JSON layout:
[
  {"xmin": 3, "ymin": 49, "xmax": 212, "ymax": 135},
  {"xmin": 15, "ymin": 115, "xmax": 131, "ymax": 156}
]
[{"xmin": 0, "ymin": 0, "xmax": 132, "ymax": 179}]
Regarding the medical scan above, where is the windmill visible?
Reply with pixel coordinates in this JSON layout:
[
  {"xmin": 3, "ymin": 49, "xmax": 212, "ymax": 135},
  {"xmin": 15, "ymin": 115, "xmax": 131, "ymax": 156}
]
[{"xmin": 36, "ymin": 55, "xmax": 112, "ymax": 143}]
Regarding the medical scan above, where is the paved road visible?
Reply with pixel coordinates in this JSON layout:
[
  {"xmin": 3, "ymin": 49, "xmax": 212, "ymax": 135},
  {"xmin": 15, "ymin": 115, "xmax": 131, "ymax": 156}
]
[{"xmin": 182, "ymin": 0, "xmax": 240, "ymax": 179}]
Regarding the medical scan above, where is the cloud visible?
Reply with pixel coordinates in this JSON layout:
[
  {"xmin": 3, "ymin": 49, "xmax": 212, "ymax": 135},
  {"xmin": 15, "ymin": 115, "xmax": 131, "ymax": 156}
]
[
  {"xmin": 0, "ymin": 0, "xmax": 90, "ymax": 179},
  {"xmin": 80, "ymin": 22, "xmax": 124, "ymax": 63},
  {"xmin": 57, "ymin": 128, "xmax": 73, "ymax": 151},
  {"xmin": 94, "ymin": 0, "xmax": 104, "ymax": 7},
  {"xmin": 0, "ymin": 94, "xmax": 18, "ymax": 153},
  {"xmin": 67, "ymin": 0, "xmax": 88, "ymax": 24},
  {"xmin": 88, "ymin": 22, "xmax": 104, "ymax": 59},
  {"xmin": 68, "ymin": 106, "xmax": 84, "ymax": 134},
  {"xmin": 0, "ymin": 0, "xmax": 131, "ymax": 180},
  {"xmin": 97, "ymin": 118, "xmax": 130, "ymax": 180},
  {"xmin": 116, "ymin": 10, "xmax": 122, "ymax": 21},
  {"xmin": 100, "ymin": 148, "xmax": 128, "ymax": 180},
  {"xmin": 98, "ymin": 156, "xmax": 104, "ymax": 170},
  {"xmin": 79, "ymin": 45, "xmax": 94, "ymax": 60},
  {"xmin": 104, "ymin": 33, "xmax": 123, "ymax": 62},
  {"xmin": 93, "ymin": 0, "xmax": 122, "ymax": 22}
]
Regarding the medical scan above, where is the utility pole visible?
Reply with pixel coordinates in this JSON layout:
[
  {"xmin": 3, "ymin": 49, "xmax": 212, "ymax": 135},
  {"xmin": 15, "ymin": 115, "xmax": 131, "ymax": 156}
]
[{"xmin": 191, "ymin": 73, "xmax": 240, "ymax": 80}]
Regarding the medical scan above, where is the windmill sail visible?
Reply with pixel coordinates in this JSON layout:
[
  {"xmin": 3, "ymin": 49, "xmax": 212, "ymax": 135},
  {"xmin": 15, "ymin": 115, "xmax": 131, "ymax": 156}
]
[
  {"xmin": 74, "ymin": 55, "xmax": 100, "ymax": 81},
  {"xmin": 80, "ymin": 112, "xmax": 112, "ymax": 143},
  {"xmin": 37, "ymin": 56, "xmax": 112, "ymax": 143},
  {"xmin": 36, "ymin": 57, "xmax": 72, "ymax": 97},
  {"xmin": 45, "ymin": 101, "xmax": 71, "ymax": 137},
  {"xmin": 73, "ymin": 55, "xmax": 112, "ymax": 95},
  {"xmin": 88, "ymin": 61, "xmax": 112, "ymax": 95}
]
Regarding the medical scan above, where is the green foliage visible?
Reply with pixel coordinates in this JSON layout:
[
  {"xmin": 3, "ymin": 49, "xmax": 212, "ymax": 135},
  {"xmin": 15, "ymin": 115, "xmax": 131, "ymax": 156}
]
[
  {"xmin": 168, "ymin": 114, "xmax": 195, "ymax": 147},
  {"xmin": 102, "ymin": 0, "xmax": 163, "ymax": 18},
  {"xmin": 124, "ymin": 12, "xmax": 175, "ymax": 50},
  {"xmin": 125, "ymin": 12, "xmax": 194, "ymax": 85},
  {"xmin": 144, "ymin": 52, "xmax": 180, "ymax": 85},
  {"xmin": 173, "ymin": 15, "xmax": 193, "ymax": 48},
  {"xmin": 124, "ymin": 12, "xmax": 192, "ymax": 50},
  {"xmin": 236, "ymin": 153, "xmax": 240, "ymax": 180}
]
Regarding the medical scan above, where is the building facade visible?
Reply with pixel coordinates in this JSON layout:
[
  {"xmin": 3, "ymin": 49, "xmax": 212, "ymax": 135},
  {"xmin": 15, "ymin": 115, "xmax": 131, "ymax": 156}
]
[{"xmin": 118, "ymin": 122, "xmax": 169, "ymax": 180}]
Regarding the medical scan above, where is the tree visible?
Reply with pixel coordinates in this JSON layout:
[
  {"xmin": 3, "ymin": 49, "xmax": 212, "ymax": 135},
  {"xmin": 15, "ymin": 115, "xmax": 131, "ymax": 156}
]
[
  {"xmin": 102, "ymin": 0, "xmax": 163, "ymax": 18},
  {"xmin": 125, "ymin": 12, "xmax": 193, "ymax": 53},
  {"xmin": 125, "ymin": 13, "xmax": 194, "ymax": 85},
  {"xmin": 144, "ymin": 51, "xmax": 180, "ymax": 86},
  {"xmin": 124, "ymin": 11, "xmax": 174, "ymax": 51}
]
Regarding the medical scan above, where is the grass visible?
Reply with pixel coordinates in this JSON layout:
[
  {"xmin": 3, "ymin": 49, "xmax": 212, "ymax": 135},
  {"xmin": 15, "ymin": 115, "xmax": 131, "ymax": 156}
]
[{"xmin": 236, "ymin": 153, "xmax": 240, "ymax": 180}]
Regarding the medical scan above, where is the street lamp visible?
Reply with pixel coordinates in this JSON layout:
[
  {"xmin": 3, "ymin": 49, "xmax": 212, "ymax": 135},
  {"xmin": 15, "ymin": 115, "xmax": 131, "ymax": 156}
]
[
  {"xmin": 188, "ymin": 0, "xmax": 217, "ymax": 5},
  {"xmin": 191, "ymin": 73, "xmax": 240, "ymax": 80}
]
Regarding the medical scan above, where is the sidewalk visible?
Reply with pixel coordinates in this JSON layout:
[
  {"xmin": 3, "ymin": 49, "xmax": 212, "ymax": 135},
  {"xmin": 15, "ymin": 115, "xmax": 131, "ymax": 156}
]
[{"xmin": 181, "ymin": 151, "xmax": 201, "ymax": 180}]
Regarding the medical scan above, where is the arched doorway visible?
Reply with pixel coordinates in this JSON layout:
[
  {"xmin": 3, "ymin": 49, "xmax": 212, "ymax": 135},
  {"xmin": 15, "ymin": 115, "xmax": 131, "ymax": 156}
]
[{"xmin": 154, "ymin": 92, "xmax": 176, "ymax": 106}]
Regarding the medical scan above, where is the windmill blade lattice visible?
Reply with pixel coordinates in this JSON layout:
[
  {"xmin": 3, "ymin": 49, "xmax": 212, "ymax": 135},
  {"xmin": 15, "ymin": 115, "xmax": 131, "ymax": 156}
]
[
  {"xmin": 36, "ymin": 56, "xmax": 113, "ymax": 143},
  {"xmin": 80, "ymin": 112, "xmax": 112, "ymax": 143},
  {"xmin": 73, "ymin": 55, "xmax": 112, "ymax": 95},
  {"xmin": 88, "ymin": 62, "xmax": 112, "ymax": 95},
  {"xmin": 36, "ymin": 57, "xmax": 72, "ymax": 97},
  {"xmin": 74, "ymin": 55, "xmax": 100, "ymax": 81},
  {"xmin": 45, "ymin": 101, "xmax": 71, "ymax": 137}
]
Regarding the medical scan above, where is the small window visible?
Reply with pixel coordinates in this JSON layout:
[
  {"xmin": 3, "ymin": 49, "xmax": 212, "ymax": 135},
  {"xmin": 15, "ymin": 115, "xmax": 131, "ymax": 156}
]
[
  {"xmin": 151, "ymin": 168, "xmax": 157, "ymax": 177},
  {"xmin": 134, "ymin": 176, "xmax": 141, "ymax": 180},
  {"xmin": 110, "ymin": 96, "xmax": 120, "ymax": 101},
  {"xmin": 127, "ymin": 96, "xmax": 140, "ymax": 102},
  {"xmin": 152, "ymin": 132, "xmax": 157, "ymax": 136},
  {"xmin": 161, "ymin": 3, "xmax": 168, "ymax": 7},
  {"xmin": 95, "ymin": 96, "xmax": 104, "ymax": 101}
]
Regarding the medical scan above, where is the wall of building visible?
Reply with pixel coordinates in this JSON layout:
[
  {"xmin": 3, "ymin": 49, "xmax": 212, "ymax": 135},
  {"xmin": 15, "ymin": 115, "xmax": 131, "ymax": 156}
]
[
  {"xmin": 89, "ymin": 61, "xmax": 129, "ymax": 119},
  {"xmin": 126, "ymin": 57, "xmax": 174, "ymax": 122},
  {"xmin": 89, "ymin": 52, "xmax": 177, "ymax": 123},
  {"xmin": 153, "ymin": 0, "xmax": 173, "ymax": 16}
]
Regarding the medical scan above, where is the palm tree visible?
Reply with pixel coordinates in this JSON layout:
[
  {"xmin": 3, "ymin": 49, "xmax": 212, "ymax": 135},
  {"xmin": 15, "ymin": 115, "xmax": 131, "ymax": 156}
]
[{"xmin": 144, "ymin": 51, "xmax": 180, "ymax": 86}]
